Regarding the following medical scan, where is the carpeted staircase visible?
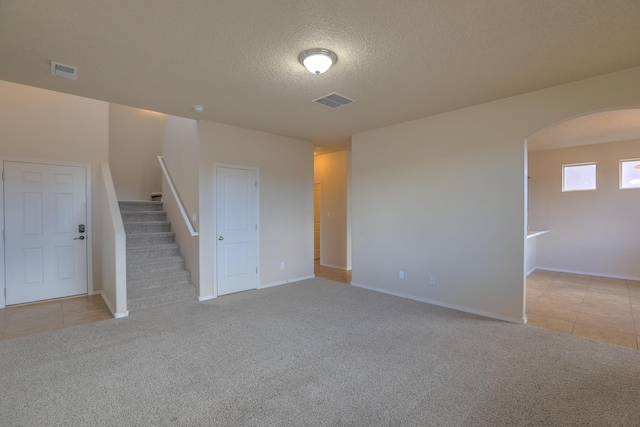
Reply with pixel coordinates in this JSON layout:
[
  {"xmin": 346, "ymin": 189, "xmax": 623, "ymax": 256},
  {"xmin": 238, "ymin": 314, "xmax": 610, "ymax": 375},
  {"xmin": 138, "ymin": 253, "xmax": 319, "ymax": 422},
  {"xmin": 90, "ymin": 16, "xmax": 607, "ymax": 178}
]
[{"xmin": 119, "ymin": 201, "xmax": 194, "ymax": 311}]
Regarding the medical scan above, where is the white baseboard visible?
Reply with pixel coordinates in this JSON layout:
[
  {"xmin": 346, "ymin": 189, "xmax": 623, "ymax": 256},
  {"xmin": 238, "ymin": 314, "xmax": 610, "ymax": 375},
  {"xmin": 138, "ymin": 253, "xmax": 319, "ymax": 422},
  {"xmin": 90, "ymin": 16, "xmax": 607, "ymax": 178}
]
[
  {"xmin": 526, "ymin": 267, "xmax": 537, "ymax": 276},
  {"xmin": 350, "ymin": 282, "xmax": 526, "ymax": 324},
  {"xmin": 535, "ymin": 267, "xmax": 640, "ymax": 282},
  {"xmin": 198, "ymin": 294, "xmax": 215, "ymax": 302},
  {"xmin": 320, "ymin": 263, "xmax": 349, "ymax": 271},
  {"xmin": 98, "ymin": 291, "xmax": 129, "ymax": 319},
  {"xmin": 259, "ymin": 275, "xmax": 316, "ymax": 289}
]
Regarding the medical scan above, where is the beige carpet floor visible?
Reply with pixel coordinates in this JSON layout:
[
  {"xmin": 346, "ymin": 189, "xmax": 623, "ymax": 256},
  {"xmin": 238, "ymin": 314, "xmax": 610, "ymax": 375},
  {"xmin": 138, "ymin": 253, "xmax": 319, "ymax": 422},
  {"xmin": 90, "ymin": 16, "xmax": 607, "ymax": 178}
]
[{"xmin": 1, "ymin": 277, "xmax": 639, "ymax": 426}]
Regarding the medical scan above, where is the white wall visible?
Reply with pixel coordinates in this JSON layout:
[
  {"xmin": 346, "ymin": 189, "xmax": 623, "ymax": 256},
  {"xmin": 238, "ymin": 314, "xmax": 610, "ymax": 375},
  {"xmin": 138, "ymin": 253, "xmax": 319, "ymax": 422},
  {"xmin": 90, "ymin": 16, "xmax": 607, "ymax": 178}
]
[
  {"xmin": 352, "ymin": 66, "xmax": 640, "ymax": 322},
  {"xmin": 199, "ymin": 121, "xmax": 314, "ymax": 298},
  {"xmin": 314, "ymin": 150, "xmax": 352, "ymax": 270},
  {"xmin": 162, "ymin": 116, "xmax": 201, "ymax": 288},
  {"xmin": 98, "ymin": 163, "xmax": 127, "ymax": 316},
  {"xmin": 529, "ymin": 139, "xmax": 640, "ymax": 280},
  {"xmin": 109, "ymin": 104, "xmax": 167, "ymax": 200},
  {"xmin": 0, "ymin": 80, "xmax": 109, "ymax": 293},
  {"xmin": 525, "ymin": 237, "xmax": 537, "ymax": 276}
]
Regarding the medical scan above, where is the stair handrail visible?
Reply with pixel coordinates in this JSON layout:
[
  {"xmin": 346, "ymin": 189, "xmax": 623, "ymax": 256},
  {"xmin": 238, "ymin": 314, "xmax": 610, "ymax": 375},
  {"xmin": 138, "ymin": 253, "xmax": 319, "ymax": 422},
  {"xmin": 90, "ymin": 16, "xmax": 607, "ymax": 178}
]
[{"xmin": 157, "ymin": 156, "xmax": 198, "ymax": 237}]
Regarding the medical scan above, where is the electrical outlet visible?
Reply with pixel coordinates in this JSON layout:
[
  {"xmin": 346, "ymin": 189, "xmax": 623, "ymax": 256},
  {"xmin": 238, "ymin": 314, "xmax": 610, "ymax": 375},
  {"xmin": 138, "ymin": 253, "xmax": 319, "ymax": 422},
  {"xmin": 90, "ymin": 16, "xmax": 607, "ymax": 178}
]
[
  {"xmin": 280, "ymin": 262, "xmax": 285, "ymax": 270},
  {"xmin": 429, "ymin": 276, "xmax": 436, "ymax": 285},
  {"xmin": 399, "ymin": 271, "xmax": 404, "ymax": 280}
]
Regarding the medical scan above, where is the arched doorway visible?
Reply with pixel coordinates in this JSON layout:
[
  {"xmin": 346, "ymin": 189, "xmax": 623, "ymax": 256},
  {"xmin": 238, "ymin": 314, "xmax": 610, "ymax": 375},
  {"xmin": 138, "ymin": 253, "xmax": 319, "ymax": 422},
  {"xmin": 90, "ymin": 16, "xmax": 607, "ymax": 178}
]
[{"xmin": 523, "ymin": 108, "xmax": 640, "ymax": 349}]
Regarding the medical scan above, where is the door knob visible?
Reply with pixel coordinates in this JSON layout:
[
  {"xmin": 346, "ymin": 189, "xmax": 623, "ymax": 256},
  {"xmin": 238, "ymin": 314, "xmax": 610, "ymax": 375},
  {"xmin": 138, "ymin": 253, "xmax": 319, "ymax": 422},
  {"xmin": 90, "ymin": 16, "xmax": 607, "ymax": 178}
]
[
  {"xmin": 74, "ymin": 236, "xmax": 85, "ymax": 240},
  {"xmin": 218, "ymin": 236, "xmax": 224, "ymax": 241}
]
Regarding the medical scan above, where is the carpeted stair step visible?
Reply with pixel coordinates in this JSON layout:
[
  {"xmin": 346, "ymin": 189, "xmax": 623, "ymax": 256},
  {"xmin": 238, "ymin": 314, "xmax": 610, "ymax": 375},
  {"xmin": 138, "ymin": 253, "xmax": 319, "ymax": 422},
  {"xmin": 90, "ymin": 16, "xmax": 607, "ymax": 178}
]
[
  {"xmin": 123, "ymin": 221, "xmax": 171, "ymax": 234},
  {"xmin": 121, "ymin": 211, "xmax": 167, "ymax": 222},
  {"xmin": 126, "ymin": 232, "xmax": 175, "ymax": 247},
  {"xmin": 127, "ymin": 283, "xmax": 195, "ymax": 311},
  {"xmin": 126, "ymin": 243, "xmax": 181, "ymax": 261},
  {"xmin": 119, "ymin": 199, "xmax": 195, "ymax": 311},
  {"xmin": 127, "ymin": 270, "xmax": 192, "ymax": 293},
  {"xmin": 127, "ymin": 256, "xmax": 185, "ymax": 276},
  {"xmin": 118, "ymin": 201, "xmax": 163, "ymax": 211}
]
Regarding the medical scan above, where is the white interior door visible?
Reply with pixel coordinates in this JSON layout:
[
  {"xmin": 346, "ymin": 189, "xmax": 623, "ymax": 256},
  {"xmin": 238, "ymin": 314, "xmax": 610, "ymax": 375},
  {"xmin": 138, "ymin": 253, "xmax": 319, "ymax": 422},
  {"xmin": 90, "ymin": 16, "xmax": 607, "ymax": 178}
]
[
  {"xmin": 314, "ymin": 183, "xmax": 320, "ymax": 260},
  {"xmin": 4, "ymin": 161, "xmax": 88, "ymax": 305},
  {"xmin": 216, "ymin": 166, "xmax": 258, "ymax": 296}
]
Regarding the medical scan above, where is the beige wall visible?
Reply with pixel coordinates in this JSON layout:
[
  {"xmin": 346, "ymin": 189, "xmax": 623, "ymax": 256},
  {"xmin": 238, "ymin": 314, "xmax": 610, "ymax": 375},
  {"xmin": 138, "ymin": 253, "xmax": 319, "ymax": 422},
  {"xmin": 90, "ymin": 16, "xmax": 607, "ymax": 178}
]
[
  {"xmin": 314, "ymin": 150, "xmax": 352, "ymax": 270},
  {"xmin": 529, "ymin": 139, "xmax": 640, "ymax": 279},
  {"xmin": 162, "ymin": 116, "xmax": 201, "ymax": 288},
  {"xmin": 162, "ymin": 116, "xmax": 200, "ymax": 221},
  {"xmin": 199, "ymin": 121, "xmax": 314, "ymax": 297},
  {"xmin": 352, "ymin": 66, "xmax": 640, "ymax": 322},
  {"xmin": 0, "ymin": 80, "xmax": 109, "ymax": 293},
  {"xmin": 108, "ymin": 104, "xmax": 167, "ymax": 200}
]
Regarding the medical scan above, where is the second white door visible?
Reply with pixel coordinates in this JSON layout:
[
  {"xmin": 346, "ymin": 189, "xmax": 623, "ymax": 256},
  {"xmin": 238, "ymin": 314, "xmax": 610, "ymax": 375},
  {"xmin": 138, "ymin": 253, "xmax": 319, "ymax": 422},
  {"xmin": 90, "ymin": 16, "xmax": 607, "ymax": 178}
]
[
  {"xmin": 314, "ymin": 183, "xmax": 320, "ymax": 260},
  {"xmin": 216, "ymin": 166, "xmax": 258, "ymax": 296}
]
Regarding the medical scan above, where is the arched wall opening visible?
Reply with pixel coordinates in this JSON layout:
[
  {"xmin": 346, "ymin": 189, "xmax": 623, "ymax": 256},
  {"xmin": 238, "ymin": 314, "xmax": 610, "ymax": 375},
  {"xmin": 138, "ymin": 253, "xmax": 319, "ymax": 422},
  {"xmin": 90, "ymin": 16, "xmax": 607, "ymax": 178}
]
[{"xmin": 523, "ymin": 108, "xmax": 640, "ymax": 312}]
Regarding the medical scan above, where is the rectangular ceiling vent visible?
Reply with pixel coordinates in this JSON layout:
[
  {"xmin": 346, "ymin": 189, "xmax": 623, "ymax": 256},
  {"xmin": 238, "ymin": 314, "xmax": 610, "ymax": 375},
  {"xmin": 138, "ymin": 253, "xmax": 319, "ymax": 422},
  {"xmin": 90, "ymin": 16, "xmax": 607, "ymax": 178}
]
[
  {"xmin": 313, "ymin": 92, "xmax": 355, "ymax": 109},
  {"xmin": 51, "ymin": 61, "xmax": 78, "ymax": 80}
]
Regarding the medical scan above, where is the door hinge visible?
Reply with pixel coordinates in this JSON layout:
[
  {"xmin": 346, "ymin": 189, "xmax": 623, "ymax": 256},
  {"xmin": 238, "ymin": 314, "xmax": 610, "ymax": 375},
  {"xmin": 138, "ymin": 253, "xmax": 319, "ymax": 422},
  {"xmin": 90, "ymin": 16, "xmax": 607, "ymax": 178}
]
[
  {"xmin": 1, "ymin": 170, "xmax": 4, "ymax": 180},
  {"xmin": 255, "ymin": 180, "xmax": 258, "ymax": 187},
  {"xmin": 256, "ymin": 267, "xmax": 258, "ymax": 273}
]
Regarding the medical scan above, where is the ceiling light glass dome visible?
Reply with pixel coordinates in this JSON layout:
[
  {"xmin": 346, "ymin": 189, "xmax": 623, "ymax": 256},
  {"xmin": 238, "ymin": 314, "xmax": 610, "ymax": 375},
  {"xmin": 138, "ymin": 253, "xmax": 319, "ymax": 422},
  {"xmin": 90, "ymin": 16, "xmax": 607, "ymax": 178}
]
[{"xmin": 299, "ymin": 49, "xmax": 338, "ymax": 75}]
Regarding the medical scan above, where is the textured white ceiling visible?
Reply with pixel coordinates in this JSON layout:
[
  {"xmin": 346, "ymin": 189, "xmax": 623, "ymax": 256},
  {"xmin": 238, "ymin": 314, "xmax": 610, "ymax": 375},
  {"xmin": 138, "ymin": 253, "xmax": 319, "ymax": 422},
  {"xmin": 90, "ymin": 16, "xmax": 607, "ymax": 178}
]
[
  {"xmin": 1, "ymin": 1, "xmax": 640, "ymax": 150},
  {"xmin": 528, "ymin": 109, "xmax": 640, "ymax": 151}
]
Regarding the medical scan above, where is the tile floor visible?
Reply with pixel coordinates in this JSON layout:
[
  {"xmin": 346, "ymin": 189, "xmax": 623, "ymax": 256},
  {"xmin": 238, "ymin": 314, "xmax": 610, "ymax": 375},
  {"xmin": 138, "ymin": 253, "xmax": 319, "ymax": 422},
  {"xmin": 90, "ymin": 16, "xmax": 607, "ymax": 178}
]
[
  {"xmin": 0, "ymin": 294, "xmax": 112, "ymax": 342},
  {"xmin": 3, "ymin": 268, "xmax": 635, "ymax": 351},
  {"xmin": 1, "ymin": 262, "xmax": 350, "ymax": 343},
  {"xmin": 313, "ymin": 263, "xmax": 640, "ymax": 350},
  {"xmin": 314, "ymin": 260, "xmax": 351, "ymax": 284},
  {"xmin": 527, "ymin": 270, "xmax": 640, "ymax": 350}
]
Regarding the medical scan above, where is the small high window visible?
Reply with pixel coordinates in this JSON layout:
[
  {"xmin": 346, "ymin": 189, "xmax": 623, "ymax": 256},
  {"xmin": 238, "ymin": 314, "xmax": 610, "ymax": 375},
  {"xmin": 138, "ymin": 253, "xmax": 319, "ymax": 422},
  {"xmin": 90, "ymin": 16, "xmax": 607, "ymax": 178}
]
[
  {"xmin": 562, "ymin": 163, "xmax": 596, "ymax": 192},
  {"xmin": 620, "ymin": 159, "xmax": 640, "ymax": 189}
]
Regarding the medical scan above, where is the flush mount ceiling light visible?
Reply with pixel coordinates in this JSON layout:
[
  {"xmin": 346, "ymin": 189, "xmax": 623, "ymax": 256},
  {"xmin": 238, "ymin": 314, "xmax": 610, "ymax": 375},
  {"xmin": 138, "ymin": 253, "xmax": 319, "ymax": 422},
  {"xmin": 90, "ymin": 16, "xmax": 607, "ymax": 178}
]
[
  {"xmin": 299, "ymin": 48, "xmax": 338, "ymax": 75},
  {"xmin": 193, "ymin": 105, "xmax": 205, "ymax": 113}
]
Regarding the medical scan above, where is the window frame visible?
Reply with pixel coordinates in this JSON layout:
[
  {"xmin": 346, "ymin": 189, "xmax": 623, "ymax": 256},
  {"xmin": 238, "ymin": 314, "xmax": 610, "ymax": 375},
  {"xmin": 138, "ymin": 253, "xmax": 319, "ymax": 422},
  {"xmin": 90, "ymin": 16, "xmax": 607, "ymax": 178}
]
[
  {"xmin": 619, "ymin": 158, "xmax": 640, "ymax": 190},
  {"xmin": 562, "ymin": 162, "xmax": 597, "ymax": 192}
]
